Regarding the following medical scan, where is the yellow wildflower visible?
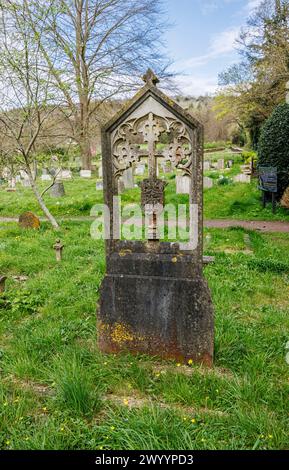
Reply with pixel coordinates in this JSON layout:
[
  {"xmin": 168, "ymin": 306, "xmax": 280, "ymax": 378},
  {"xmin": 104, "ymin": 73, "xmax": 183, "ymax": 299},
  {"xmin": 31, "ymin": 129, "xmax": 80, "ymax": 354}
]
[
  {"xmin": 188, "ymin": 359, "xmax": 193, "ymax": 365},
  {"xmin": 191, "ymin": 419, "xmax": 196, "ymax": 424}
]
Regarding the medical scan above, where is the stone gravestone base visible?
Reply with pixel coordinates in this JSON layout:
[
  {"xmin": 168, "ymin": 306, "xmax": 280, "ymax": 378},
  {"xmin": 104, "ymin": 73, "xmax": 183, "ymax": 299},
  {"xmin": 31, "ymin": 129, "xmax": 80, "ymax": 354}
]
[
  {"xmin": 19, "ymin": 212, "xmax": 40, "ymax": 229},
  {"xmin": 99, "ymin": 242, "xmax": 214, "ymax": 365},
  {"xmin": 50, "ymin": 181, "xmax": 65, "ymax": 197}
]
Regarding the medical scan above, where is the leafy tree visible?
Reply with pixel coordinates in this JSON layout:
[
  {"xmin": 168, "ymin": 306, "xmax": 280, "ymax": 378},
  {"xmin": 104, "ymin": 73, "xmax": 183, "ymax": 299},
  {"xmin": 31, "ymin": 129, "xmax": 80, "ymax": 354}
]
[{"xmin": 217, "ymin": 0, "xmax": 289, "ymax": 148}]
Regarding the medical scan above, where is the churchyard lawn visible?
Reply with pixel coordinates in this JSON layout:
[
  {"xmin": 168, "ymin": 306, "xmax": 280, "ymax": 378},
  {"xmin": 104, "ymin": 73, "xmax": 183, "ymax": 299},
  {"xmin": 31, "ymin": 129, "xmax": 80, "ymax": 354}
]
[{"xmin": 0, "ymin": 221, "xmax": 288, "ymax": 450}]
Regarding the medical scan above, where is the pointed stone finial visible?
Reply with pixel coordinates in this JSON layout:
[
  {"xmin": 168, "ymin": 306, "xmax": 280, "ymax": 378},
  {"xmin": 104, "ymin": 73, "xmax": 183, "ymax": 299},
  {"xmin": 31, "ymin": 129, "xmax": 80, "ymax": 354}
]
[
  {"xmin": 286, "ymin": 81, "xmax": 289, "ymax": 104},
  {"xmin": 142, "ymin": 68, "xmax": 159, "ymax": 86}
]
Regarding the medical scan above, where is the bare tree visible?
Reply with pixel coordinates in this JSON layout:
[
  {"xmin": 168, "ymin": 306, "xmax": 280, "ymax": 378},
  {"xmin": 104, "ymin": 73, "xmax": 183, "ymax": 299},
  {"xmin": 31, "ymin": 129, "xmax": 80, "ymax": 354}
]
[
  {"xmin": 18, "ymin": 0, "xmax": 170, "ymax": 170},
  {"xmin": 0, "ymin": 1, "xmax": 62, "ymax": 229}
]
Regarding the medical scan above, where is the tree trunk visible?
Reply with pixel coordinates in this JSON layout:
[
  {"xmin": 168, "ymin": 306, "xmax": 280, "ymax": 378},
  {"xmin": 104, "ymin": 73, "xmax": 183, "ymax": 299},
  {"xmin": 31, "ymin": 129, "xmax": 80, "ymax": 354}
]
[
  {"xmin": 27, "ymin": 169, "xmax": 60, "ymax": 229},
  {"xmin": 79, "ymin": 132, "xmax": 92, "ymax": 170}
]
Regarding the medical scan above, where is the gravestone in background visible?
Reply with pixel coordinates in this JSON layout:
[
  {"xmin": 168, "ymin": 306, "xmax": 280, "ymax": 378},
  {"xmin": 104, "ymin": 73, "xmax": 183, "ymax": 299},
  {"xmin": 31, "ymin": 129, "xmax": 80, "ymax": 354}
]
[
  {"xmin": 204, "ymin": 176, "xmax": 213, "ymax": 189},
  {"xmin": 98, "ymin": 69, "xmax": 214, "ymax": 365},
  {"xmin": 204, "ymin": 161, "xmax": 210, "ymax": 171},
  {"xmin": 19, "ymin": 212, "xmax": 40, "ymax": 229},
  {"xmin": 80, "ymin": 170, "xmax": 92, "ymax": 178},
  {"xmin": 122, "ymin": 167, "xmax": 134, "ymax": 189},
  {"xmin": 217, "ymin": 159, "xmax": 225, "ymax": 170},
  {"xmin": 234, "ymin": 174, "xmax": 251, "ymax": 183},
  {"xmin": 176, "ymin": 175, "xmax": 190, "ymax": 194}
]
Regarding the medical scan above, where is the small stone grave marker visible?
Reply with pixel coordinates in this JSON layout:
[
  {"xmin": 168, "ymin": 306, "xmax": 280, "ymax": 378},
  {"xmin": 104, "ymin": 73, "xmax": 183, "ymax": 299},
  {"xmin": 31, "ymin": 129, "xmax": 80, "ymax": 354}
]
[
  {"xmin": 176, "ymin": 175, "xmax": 190, "ymax": 194},
  {"xmin": 204, "ymin": 161, "xmax": 210, "ymax": 171},
  {"xmin": 19, "ymin": 212, "xmax": 40, "ymax": 229},
  {"xmin": 123, "ymin": 167, "xmax": 134, "ymax": 189},
  {"xmin": 234, "ymin": 174, "xmax": 251, "ymax": 183},
  {"xmin": 204, "ymin": 176, "xmax": 213, "ymax": 189}
]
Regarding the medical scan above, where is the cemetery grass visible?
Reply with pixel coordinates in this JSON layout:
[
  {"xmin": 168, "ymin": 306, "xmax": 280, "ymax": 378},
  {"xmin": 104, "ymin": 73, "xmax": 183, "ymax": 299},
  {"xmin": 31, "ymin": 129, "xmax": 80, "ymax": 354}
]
[
  {"xmin": 0, "ymin": 222, "xmax": 289, "ymax": 450},
  {"xmin": 0, "ymin": 176, "xmax": 289, "ymax": 222}
]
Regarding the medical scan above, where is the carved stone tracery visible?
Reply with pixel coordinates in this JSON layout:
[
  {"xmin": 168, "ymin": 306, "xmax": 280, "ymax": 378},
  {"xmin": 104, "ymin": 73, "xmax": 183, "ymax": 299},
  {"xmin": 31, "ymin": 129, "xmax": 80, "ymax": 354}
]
[{"xmin": 112, "ymin": 112, "xmax": 193, "ymax": 180}]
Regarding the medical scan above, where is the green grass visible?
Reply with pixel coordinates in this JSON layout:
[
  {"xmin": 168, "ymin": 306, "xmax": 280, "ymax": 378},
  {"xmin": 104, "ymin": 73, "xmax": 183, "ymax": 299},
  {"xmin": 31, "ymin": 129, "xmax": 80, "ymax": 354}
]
[
  {"xmin": 1, "ymin": 159, "xmax": 288, "ymax": 221},
  {"xmin": 0, "ymin": 222, "xmax": 288, "ymax": 450}
]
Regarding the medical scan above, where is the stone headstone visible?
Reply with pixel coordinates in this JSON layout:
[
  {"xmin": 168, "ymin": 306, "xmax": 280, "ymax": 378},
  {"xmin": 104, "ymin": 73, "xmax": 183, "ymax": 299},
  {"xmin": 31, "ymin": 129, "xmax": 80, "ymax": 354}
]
[
  {"xmin": 98, "ymin": 166, "xmax": 103, "ymax": 178},
  {"xmin": 6, "ymin": 177, "xmax": 16, "ymax": 192},
  {"xmin": 98, "ymin": 69, "xmax": 214, "ymax": 366},
  {"xmin": 234, "ymin": 174, "xmax": 251, "ymax": 183},
  {"xmin": 204, "ymin": 161, "xmax": 210, "ymax": 171},
  {"xmin": 123, "ymin": 167, "xmax": 134, "ymax": 189},
  {"xmin": 118, "ymin": 178, "xmax": 125, "ymax": 193},
  {"xmin": 50, "ymin": 181, "xmax": 65, "ymax": 197},
  {"xmin": 204, "ymin": 177, "xmax": 213, "ymax": 189},
  {"xmin": 80, "ymin": 170, "xmax": 91, "ymax": 178},
  {"xmin": 227, "ymin": 160, "xmax": 233, "ymax": 168},
  {"xmin": 96, "ymin": 181, "xmax": 103, "ymax": 191},
  {"xmin": 19, "ymin": 212, "xmax": 40, "ymax": 230},
  {"xmin": 217, "ymin": 159, "xmax": 225, "ymax": 170},
  {"xmin": 41, "ymin": 174, "xmax": 52, "ymax": 182},
  {"xmin": 61, "ymin": 170, "xmax": 72, "ymax": 180},
  {"xmin": 176, "ymin": 175, "xmax": 190, "ymax": 194},
  {"xmin": 15, "ymin": 175, "xmax": 21, "ymax": 183},
  {"xmin": 135, "ymin": 164, "xmax": 145, "ymax": 176}
]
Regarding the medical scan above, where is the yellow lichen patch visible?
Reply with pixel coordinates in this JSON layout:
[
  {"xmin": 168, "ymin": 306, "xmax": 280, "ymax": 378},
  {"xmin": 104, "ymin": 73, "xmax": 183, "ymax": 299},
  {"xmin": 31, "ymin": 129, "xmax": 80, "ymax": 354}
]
[
  {"xmin": 111, "ymin": 323, "xmax": 134, "ymax": 345},
  {"xmin": 119, "ymin": 249, "xmax": 132, "ymax": 257}
]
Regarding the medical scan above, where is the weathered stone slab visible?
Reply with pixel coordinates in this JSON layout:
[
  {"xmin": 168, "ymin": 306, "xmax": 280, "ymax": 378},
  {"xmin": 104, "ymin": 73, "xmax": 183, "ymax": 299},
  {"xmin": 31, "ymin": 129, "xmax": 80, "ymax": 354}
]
[
  {"xmin": 50, "ymin": 181, "xmax": 65, "ymax": 197},
  {"xmin": 217, "ymin": 159, "xmax": 225, "ymax": 170},
  {"xmin": 176, "ymin": 175, "xmax": 190, "ymax": 194},
  {"xmin": 41, "ymin": 174, "xmax": 52, "ymax": 181},
  {"xmin": 61, "ymin": 170, "xmax": 72, "ymax": 180},
  {"xmin": 134, "ymin": 164, "xmax": 145, "ymax": 176},
  {"xmin": 19, "ymin": 212, "xmax": 40, "ymax": 229},
  {"xmin": 204, "ymin": 161, "xmax": 210, "ymax": 171},
  {"xmin": 204, "ymin": 176, "xmax": 213, "ymax": 189},
  {"xmin": 234, "ymin": 174, "xmax": 251, "ymax": 183},
  {"xmin": 80, "ymin": 170, "xmax": 92, "ymax": 178},
  {"xmin": 96, "ymin": 181, "xmax": 103, "ymax": 191},
  {"xmin": 123, "ymin": 167, "xmax": 134, "ymax": 189},
  {"xmin": 99, "ymin": 243, "xmax": 214, "ymax": 365}
]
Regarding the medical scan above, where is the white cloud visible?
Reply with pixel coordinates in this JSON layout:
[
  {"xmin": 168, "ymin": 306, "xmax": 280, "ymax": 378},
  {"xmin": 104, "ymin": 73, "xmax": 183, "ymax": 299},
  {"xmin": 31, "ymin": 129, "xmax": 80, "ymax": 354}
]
[
  {"xmin": 182, "ymin": 26, "xmax": 240, "ymax": 69},
  {"xmin": 174, "ymin": 74, "xmax": 218, "ymax": 96}
]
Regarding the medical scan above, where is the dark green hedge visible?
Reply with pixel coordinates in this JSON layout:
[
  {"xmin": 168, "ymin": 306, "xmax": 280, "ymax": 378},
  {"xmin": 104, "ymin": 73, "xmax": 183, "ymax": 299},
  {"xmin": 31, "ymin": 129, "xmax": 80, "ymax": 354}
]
[{"xmin": 258, "ymin": 103, "xmax": 289, "ymax": 199}]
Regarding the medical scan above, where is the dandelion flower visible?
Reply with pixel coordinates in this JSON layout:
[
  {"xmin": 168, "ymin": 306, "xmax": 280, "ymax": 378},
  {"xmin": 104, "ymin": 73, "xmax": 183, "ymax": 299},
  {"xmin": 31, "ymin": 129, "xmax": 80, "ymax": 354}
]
[
  {"xmin": 6, "ymin": 440, "xmax": 10, "ymax": 446},
  {"xmin": 176, "ymin": 363, "xmax": 181, "ymax": 368},
  {"xmin": 188, "ymin": 359, "xmax": 193, "ymax": 365},
  {"xmin": 123, "ymin": 399, "xmax": 129, "ymax": 406},
  {"xmin": 191, "ymin": 419, "xmax": 196, "ymax": 424}
]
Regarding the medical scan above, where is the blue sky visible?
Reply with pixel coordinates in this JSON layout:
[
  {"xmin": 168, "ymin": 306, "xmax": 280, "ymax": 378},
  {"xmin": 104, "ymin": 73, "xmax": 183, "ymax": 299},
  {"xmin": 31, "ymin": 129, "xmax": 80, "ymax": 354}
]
[{"xmin": 165, "ymin": 0, "xmax": 262, "ymax": 95}]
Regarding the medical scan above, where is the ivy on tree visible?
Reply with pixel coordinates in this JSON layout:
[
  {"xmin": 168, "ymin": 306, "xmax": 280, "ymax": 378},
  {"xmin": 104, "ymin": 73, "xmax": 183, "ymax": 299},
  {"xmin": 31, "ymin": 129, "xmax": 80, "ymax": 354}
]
[{"xmin": 258, "ymin": 103, "xmax": 289, "ymax": 199}]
